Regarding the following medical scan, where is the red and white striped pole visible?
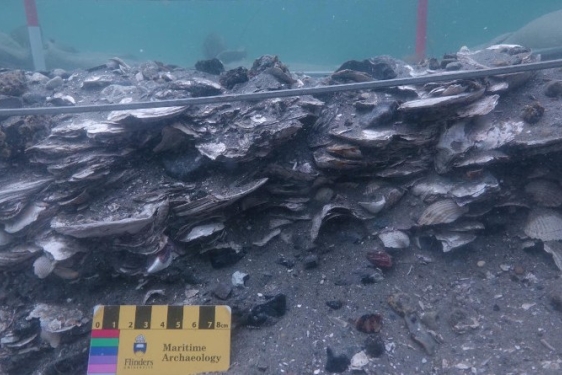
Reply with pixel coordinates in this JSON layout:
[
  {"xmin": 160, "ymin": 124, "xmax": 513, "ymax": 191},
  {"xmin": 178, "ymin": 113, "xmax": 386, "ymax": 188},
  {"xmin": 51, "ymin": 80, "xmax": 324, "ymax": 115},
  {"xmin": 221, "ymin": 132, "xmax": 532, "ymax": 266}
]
[
  {"xmin": 24, "ymin": 0, "xmax": 46, "ymax": 70},
  {"xmin": 415, "ymin": 0, "xmax": 428, "ymax": 61}
]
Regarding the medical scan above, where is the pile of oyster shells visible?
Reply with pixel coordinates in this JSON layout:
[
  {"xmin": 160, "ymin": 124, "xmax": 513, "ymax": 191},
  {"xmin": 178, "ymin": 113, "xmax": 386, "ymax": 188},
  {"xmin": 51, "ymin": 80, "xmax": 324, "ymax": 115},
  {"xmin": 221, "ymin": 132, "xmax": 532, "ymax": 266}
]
[{"xmin": 1, "ymin": 46, "xmax": 562, "ymax": 285}]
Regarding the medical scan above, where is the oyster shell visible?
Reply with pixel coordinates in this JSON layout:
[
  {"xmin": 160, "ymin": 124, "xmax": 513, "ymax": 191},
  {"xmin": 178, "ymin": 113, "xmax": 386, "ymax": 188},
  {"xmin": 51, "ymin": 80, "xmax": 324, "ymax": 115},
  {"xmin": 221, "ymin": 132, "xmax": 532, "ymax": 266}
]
[
  {"xmin": 0, "ymin": 243, "xmax": 42, "ymax": 271},
  {"xmin": 51, "ymin": 203, "xmax": 161, "ymax": 238},
  {"xmin": 107, "ymin": 105, "xmax": 187, "ymax": 124}
]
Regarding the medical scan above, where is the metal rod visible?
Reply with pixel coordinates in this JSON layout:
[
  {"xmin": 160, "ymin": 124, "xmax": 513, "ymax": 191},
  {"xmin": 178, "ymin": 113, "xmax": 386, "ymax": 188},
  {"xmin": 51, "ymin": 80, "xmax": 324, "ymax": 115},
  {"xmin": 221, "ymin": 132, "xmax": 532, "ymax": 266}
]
[
  {"xmin": 415, "ymin": 0, "xmax": 429, "ymax": 61},
  {"xmin": 24, "ymin": 0, "xmax": 46, "ymax": 71},
  {"xmin": 2, "ymin": 58, "xmax": 562, "ymax": 117}
]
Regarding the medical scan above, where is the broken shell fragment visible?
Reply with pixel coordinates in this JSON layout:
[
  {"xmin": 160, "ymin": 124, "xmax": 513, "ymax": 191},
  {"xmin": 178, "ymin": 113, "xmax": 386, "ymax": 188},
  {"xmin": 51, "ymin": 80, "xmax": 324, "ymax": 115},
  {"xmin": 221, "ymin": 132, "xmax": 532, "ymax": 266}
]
[
  {"xmin": 27, "ymin": 303, "xmax": 88, "ymax": 348},
  {"xmin": 311, "ymin": 203, "xmax": 371, "ymax": 243},
  {"xmin": 349, "ymin": 351, "xmax": 370, "ymax": 371},
  {"xmin": 404, "ymin": 312, "xmax": 439, "ymax": 355},
  {"xmin": 543, "ymin": 241, "xmax": 562, "ymax": 271},
  {"xmin": 434, "ymin": 231, "xmax": 477, "ymax": 252}
]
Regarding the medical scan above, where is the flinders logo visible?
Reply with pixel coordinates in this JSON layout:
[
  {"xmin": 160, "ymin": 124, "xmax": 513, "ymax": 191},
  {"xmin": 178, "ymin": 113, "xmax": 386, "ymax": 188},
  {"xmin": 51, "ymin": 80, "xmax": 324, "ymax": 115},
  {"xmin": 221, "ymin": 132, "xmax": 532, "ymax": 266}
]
[
  {"xmin": 133, "ymin": 334, "xmax": 147, "ymax": 356},
  {"xmin": 124, "ymin": 335, "xmax": 154, "ymax": 370}
]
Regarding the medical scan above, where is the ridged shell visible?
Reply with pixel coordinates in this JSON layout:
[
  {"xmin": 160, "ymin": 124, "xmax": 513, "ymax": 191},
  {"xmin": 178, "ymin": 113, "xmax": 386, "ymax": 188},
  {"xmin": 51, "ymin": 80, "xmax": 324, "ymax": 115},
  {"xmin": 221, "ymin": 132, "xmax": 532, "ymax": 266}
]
[
  {"xmin": 524, "ymin": 180, "xmax": 562, "ymax": 207},
  {"xmin": 524, "ymin": 208, "xmax": 562, "ymax": 241},
  {"xmin": 543, "ymin": 241, "xmax": 562, "ymax": 271},
  {"xmin": 418, "ymin": 199, "xmax": 468, "ymax": 226},
  {"xmin": 379, "ymin": 231, "xmax": 410, "ymax": 249}
]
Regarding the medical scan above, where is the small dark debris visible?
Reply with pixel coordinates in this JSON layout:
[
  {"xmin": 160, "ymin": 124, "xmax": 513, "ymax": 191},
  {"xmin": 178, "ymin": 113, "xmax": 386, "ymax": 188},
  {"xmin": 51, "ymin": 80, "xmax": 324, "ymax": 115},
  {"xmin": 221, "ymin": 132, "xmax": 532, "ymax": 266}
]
[
  {"xmin": 219, "ymin": 67, "xmax": 249, "ymax": 89},
  {"xmin": 548, "ymin": 290, "xmax": 562, "ymax": 312},
  {"xmin": 325, "ymin": 347, "xmax": 350, "ymax": 373},
  {"xmin": 245, "ymin": 293, "xmax": 287, "ymax": 326},
  {"xmin": 276, "ymin": 257, "xmax": 295, "ymax": 269},
  {"xmin": 209, "ymin": 249, "xmax": 245, "ymax": 269},
  {"xmin": 0, "ymin": 70, "xmax": 27, "ymax": 96},
  {"xmin": 303, "ymin": 254, "xmax": 319, "ymax": 269},
  {"xmin": 428, "ymin": 58, "xmax": 440, "ymax": 70},
  {"xmin": 440, "ymin": 57, "xmax": 457, "ymax": 69},
  {"xmin": 212, "ymin": 282, "xmax": 232, "ymax": 300},
  {"xmin": 336, "ymin": 57, "xmax": 397, "ymax": 80},
  {"xmin": 364, "ymin": 334, "xmax": 385, "ymax": 358},
  {"xmin": 326, "ymin": 300, "xmax": 343, "ymax": 310},
  {"xmin": 162, "ymin": 150, "xmax": 210, "ymax": 181},
  {"xmin": 544, "ymin": 80, "xmax": 562, "ymax": 97},
  {"xmin": 520, "ymin": 102, "xmax": 544, "ymax": 124},
  {"xmin": 354, "ymin": 313, "xmax": 383, "ymax": 333},
  {"xmin": 445, "ymin": 61, "xmax": 463, "ymax": 71},
  {"xmin": 195, "ymin": 58, "xmax": 224, "ymax": 75}
]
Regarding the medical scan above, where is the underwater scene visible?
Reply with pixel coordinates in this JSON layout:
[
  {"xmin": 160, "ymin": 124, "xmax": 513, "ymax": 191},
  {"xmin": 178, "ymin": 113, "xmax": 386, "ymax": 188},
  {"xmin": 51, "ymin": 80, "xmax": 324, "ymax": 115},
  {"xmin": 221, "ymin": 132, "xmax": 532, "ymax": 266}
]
[
  {"xmin": 2, "ymin": 1, "xmax": 562, "ymax": 375},
  {"xmin": 1, "ymin": 0, "xmax": 562, "ymax": 70}
]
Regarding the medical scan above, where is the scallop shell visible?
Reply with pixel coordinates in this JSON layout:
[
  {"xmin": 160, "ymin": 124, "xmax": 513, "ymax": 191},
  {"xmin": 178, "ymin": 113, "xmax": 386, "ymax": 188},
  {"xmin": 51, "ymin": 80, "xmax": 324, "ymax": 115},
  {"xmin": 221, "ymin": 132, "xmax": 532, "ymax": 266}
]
[
  {"xmin": 524, "ymin": 208, "xmax": 562, "ymax": 241},
  {"xmin": 379, "ymin": 230, "xmax": 410, "ymax": 249},
  {"xmin": 418, "ymin": 199, "xmax": 468, "ymax": 226},
  {"xmin": 524, "ymin": 180, "xmax": 562, "ymax": 207}
]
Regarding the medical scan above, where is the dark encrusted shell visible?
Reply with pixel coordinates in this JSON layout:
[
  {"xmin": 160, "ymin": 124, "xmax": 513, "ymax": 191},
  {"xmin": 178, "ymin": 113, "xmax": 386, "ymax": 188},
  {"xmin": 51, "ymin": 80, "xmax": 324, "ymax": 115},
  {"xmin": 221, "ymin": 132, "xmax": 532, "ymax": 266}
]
[
  {"xmin": 366, "ymin": 250, "xmax": 393, "ymax": 269},
  {"xmin": 355, "ymin": 313, "xmax": 383, "ymax": 333}
]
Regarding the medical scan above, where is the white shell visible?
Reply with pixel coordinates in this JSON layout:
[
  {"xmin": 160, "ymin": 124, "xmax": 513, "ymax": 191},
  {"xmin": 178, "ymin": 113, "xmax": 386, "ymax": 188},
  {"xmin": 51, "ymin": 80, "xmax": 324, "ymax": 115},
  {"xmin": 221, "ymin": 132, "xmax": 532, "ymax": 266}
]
[
  {"xmin": 181, "ymin": 222, "xmax": 225, "ymax": 243},
  {"xmin": 379, "ymin": 231, "xmax": 410, "ymax": 249},
  {"xmin": 350, "ymin": 351, "xmax": 369, "ymax": 370},
  {"xmin": 33, "ymin": 255, "xmax": 55, "ymax": 279}
]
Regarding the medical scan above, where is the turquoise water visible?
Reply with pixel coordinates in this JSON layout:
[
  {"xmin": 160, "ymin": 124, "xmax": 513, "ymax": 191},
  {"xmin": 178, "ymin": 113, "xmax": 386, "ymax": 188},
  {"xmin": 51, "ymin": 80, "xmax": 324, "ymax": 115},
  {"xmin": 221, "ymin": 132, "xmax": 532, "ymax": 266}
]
[{"xmin": 1, "ymin": 0, "xmax": 562, "ymax": 69}]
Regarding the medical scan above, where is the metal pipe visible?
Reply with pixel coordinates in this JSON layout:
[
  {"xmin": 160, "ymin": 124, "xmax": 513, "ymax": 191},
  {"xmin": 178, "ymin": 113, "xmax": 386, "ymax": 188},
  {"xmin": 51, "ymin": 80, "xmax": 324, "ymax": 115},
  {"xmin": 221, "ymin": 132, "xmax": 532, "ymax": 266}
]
[
  {"xmin": 2, "ymin": 58, "xmax": 562, "ymax": 117},
  {"xmin": 24, "ymin": 0, "xmax": 46, "ymax": 71},
  {"xmin": 415, "ymin": 0, "xmax": 429, "ymax": 61}
]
